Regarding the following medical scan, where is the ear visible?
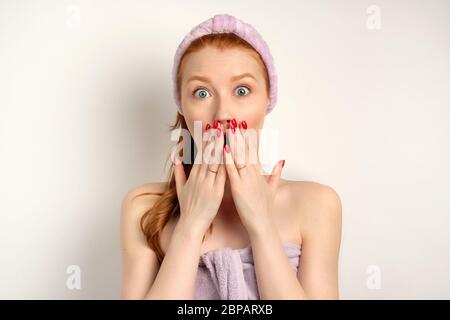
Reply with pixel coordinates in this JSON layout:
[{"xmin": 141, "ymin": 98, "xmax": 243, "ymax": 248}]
[{"xmin": 268, "ymin": 160, "xmax": 285, "ymax": 189}]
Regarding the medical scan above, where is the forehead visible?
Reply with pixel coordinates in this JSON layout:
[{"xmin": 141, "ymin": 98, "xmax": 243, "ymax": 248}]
[{"xmin": 181, "ymin": 46, "xmax": 265, "ymax": 82}]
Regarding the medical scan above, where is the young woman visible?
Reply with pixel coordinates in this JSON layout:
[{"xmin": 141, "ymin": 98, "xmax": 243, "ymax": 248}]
[{"xmin": 120, "ymin": 14, "xmax": 342, "ymax": 300}]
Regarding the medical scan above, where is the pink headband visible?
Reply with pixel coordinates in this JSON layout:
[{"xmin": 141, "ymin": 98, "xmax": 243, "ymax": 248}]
[{"xmin": 172, "ymin": 14, "xmax": 278, "ymax": 116}]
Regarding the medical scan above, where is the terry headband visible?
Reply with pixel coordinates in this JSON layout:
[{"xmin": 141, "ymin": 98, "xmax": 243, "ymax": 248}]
[{"xmin": 172, "ymin": 14, "xmax": 278, "ymax": 116}]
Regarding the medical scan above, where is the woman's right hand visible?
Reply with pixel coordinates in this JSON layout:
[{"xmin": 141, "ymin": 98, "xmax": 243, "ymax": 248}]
[{"xmin": 172, "ymin": 126, "xmax": 226, "ymax": 236}]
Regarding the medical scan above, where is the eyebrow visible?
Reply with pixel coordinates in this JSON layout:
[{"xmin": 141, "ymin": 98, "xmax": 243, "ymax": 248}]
[{"xmin": 186, "ymin": 72, "xmax": 257, "ymax": 84}]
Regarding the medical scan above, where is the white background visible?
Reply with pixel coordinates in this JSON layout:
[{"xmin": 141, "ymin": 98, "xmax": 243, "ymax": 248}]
[{"xmin": 1, "ymin": 0, "xmax": 449, "ymax": 299}]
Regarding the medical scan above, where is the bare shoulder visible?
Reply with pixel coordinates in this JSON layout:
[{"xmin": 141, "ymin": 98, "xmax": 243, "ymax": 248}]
[
  {"xmin": 122, "ymin": 182, "xmax": 167, "ymax": 204},
  {"xmin": 279, "ymin": 179, "xmax": 342, "ymax": 235},
  {"xmin": 284, "ymin": 180, "xmax": 341, "ymax": 210},
  {"xmin": 120, "ymin": 181, "xmax": 177, "ymax": 254},
  {"xmin": 120, "ymin": 182, "xmax": 169, "ymax": 299},
  {"xmin": 121, "ymin": 182, "xmax": 167, "ymax": 217},
  {"xmin": 120, "ymin": 182, "xmax": 168, "ymax": 246}
]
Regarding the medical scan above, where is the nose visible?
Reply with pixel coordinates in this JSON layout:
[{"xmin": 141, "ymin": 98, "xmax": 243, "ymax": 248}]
[{"xmin": 213, "ymin": 97, "xmax": 236, "ymax": 127}]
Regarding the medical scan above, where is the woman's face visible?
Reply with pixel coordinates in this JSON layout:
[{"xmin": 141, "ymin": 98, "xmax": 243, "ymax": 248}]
[{"xmin": 179, "ymin": 46, "xmax": 270, "ymax": 151}]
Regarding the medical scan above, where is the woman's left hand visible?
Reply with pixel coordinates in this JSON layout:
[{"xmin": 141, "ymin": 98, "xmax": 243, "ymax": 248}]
[{"xmin": 223, "ymin": 119, "xmax": 285, "ymax": 236}]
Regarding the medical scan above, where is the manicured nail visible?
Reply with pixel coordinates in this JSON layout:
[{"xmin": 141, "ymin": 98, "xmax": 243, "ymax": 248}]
[
  {"xmin": 205, "ymin": 123, "xmax": 211, "ymax": 131},
  {"xmin": 240, "ymin": 120, "xmax": 247, "ymax": 130},
  {"xmin": 216, "ymin": 127, "xmax": 222, "ymax": 137},
  {"xmin": 280, "ymin": 160, "xmax": 285, "ymax": 168},
  {"xmin": 224, "ymin": 144, "xmax": 231, "ymax": 153},
  {"xmin": 213, "ymin": 120, "xmax": 219, "ymax": 129},
  {"xmin": 230, "ymin": 118, "xmax": 237, "ymax": 128}
]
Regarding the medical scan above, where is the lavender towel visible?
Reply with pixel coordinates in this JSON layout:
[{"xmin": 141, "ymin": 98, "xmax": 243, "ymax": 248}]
[{"xmin": 194, "ymin": 242, "xmax": 302, "ymax": 300}]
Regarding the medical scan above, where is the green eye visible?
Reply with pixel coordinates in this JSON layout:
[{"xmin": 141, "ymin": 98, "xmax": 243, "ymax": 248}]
[
  {"xmin": 235, "ymin": 86, "xmax": 250, "ymax": 96},
  {"xmin": 193, "ymin": 88, "xmax": 210, "ymax": 99}
]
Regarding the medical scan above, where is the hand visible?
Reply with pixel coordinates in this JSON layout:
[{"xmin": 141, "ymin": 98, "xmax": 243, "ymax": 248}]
[
  {"xmin": 172, "ymin": 125, "xmax": 226, "ymax": 235},
  {"xmin": 223, "ymin": 118, "xmax": 285, "ymax": 235}
]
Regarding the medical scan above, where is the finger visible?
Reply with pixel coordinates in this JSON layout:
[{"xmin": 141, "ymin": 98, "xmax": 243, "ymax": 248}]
[
  {"xmin": 228, "ymin": 123, "xmax": 247, "ymax": 176},
  {"xmin": 206, "ymin": 127, "xmax": 224, "ymax": 183},
  {"xmin": 223, "ymin": 143, "xmax": 240, "ymax": 184},
  {"xmin": 238, "ymin": 120, "xmax": 252, "ymax": 171},
  {"xmin": 244, "ymin": 125, "xmax": 259, "ymax": 168},
  {"xmin": 238, "ymin": 120, "xmax": 250, "ymax": 165},
  {"xmin": 268, "ymin": 159, "xmax": 285, "ymax": 190},
  {"xmin": 190, "ymin": 129, "xmax": 211, "ymax": 178},
  {"xmin": 172, "ymin": 156, "xmax": 186, "ymax": 199},
  {"xmin": 214, "ymin": 162, "xmax": 226, "ymax": 190},
  {"xmin": 199, "ymin": 127, "xmax": 220, "ymax": 180}
]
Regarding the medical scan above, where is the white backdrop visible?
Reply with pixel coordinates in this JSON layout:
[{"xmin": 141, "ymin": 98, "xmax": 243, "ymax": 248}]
[{"xmin": 1, "ymin": 0, "xmax": 449, "ymax": 299}]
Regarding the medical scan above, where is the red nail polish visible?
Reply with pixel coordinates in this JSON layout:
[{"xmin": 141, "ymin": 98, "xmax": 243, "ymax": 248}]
[
  {"xmin": 240, "ymin": 120, "xmax": 247, "ymax": 130},
  {"xmin": 205, "ymin": 123, "xmax": 211, "ymax": 131},
  {"xmin": 216, "ymin": 127, "xmax": 222, "ymax": 137},
  {"xmin": 224, "ymin": 144, "xmax": 231, "ymax": 153},
  {"xmin": 213, "ymin": 120, "xmax": 219, "ymax": 129},
  {"xmin": 231, "ymin": 118, "xmax": 237, "ymax": 128},
  {"xmin": 280, "ymin": 160, "xmax": 285, "ymax": 168}
]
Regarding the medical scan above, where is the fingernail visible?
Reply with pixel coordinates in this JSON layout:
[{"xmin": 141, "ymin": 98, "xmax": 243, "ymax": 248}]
[
  {"xmin": 224, "ymin": 144, "xmax": 231, "ymax": 153},
  {"xmin": 216, "ymin": 127, "xmax": 222, "ymax": 137},
  {"xmin": 280, "ymin": 160, "xmax": 285, "ymax": 168},
  {"xmin": 205, "ymin": 123, "xmax": 211, "ymax": 131},
  {"xmin": 230, "ymin": 118, "xmax": 237, "ymax": 128},
  {"xmin": 231, "ymin": 127, "xmax": 236, "ymax": 134},
  {"xmin": 213, "ymin": 120, "xmax": 219, "ymax": 129},
  {"xmin": 240, "ymin": 120, "xmax": 247, "ymax": 130}
]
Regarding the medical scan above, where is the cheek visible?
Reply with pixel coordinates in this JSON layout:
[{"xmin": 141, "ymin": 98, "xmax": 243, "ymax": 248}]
[
  {"xmin": 184, "ymin": 117, "xmax": 213, "ymax": 148},
  {"xmin": 183, "ymin": 112, "xmax": 209, "ymax": 131},
  {"xmin": 240, "ymin": 113, "xmax": 264, "ymax": 130},
  {"xmin": 238, "ymin": 101, "xmax": 266, "ymax": 128}
]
